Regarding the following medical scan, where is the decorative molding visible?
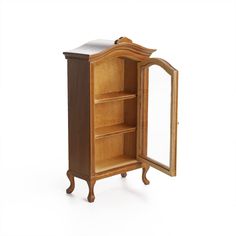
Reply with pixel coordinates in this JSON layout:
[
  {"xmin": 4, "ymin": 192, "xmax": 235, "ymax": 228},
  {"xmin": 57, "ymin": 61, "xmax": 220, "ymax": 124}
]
[
  {"xmin": 114, "ymin": 37, "xmax": 133, "ymax": 44},
  {"xmin": 90, "ymin": 43, "xmax": 156, "ymax": 62}
]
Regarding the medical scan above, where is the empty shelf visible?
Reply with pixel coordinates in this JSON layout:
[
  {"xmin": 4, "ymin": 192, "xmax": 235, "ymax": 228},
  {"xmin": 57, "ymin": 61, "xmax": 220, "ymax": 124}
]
[
  {"xmin": 95, "ymin": 155, "xmax": 138, "ymax": 173},
  {"xmin": 95, "ymin": 124, "xmax": 136, "ymax": 139},
  {"xmin": 95, "ymin": 91, "xmax": 136, "ymax": 104}
]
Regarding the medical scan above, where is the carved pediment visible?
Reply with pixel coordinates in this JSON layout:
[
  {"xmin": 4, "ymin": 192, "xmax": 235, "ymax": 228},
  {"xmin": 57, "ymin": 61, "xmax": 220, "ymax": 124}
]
[{"xmin": 63, "ymin": 37, "xmax": 156, "ymax": 62}]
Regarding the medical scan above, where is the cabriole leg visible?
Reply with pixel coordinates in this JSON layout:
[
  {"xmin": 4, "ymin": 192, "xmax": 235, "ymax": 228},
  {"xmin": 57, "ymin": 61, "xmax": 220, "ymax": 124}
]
[
  {"xmin": 142, "ymin": 165, "xmax": 150, "ymax": 185},
  {"xmin": 87, "ymin": 179, "xmax": 96, "ymax": 203},
  {"xmin": 66, "ymin": 170, "xmax": 75, "ymax": 194}
]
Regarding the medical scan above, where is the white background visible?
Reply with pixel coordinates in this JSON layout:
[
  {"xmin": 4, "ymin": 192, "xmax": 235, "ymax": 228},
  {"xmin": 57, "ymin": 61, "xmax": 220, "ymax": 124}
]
[
  {"xmin": 0, "ymin": 0, "xmax": 236, "ymax": 236},
  {"xmin": 148, "ymin": 66, "xmax": 172, "ymax": 166}
]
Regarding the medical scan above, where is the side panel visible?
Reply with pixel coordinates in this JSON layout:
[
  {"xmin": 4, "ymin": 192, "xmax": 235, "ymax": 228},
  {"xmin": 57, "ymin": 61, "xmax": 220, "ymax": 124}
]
[{"xmin": 67, "ymin": 58, "xmax": 90, "ymax": 177}]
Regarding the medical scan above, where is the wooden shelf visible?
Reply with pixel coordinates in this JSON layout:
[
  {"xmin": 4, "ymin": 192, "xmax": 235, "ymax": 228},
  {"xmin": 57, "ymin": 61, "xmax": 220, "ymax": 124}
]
[
  {"xmin": 95, "ymin": 155, "xmax": 138, "ymax": 173},
  {"xmin": 95, "ymin": 124, "xmax": 136, "ymax": 139},
  {"xmin": 95, "ymin": 91, "xmax": 136, "ymax": 104}
]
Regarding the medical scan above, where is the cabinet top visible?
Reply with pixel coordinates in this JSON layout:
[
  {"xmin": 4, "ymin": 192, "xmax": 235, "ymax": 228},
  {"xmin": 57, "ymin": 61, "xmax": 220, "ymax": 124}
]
[{"xmin": 63, "ymin": 37, "xmax": 156, "ymax": 62}]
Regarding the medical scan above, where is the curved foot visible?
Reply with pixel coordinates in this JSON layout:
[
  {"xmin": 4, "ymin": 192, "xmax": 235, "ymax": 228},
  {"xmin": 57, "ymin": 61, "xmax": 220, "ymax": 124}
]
[
  {"xmin": 66, "ymin": 170, "xmax": 75, "ymax": 194},
  {"xmin": 142, "ymin": 165, "xmax": 150, "ymax": 185},
  {"xmin": 87, "ymin": 179, "xmax": 96, "ymax": 203},
  {"xmin": 121, "ymin": 172, "xmax": 127, "ymax": 178}
]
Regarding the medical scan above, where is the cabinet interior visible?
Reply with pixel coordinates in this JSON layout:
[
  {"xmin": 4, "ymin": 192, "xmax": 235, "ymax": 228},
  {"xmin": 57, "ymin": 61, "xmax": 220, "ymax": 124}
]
[{"xmin": 93, "ymin": 57, "xmax": 138, "ymax": 173}]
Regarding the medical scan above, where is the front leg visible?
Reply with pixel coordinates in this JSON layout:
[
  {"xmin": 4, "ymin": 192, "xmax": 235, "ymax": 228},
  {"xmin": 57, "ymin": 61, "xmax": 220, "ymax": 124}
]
[
  {"xmin": 142, "ymin": 165, "xmax": 150, "ymax": 185},
  {"xmin": 87, "ymin": 179, "xmax": 96, "ymax": 203},
  {"xmin": 66, "ymin": 170, "xmax": 75, "ymax": 194},
  {"xmin": 121, "ymin": 172, "xmax": 127, "ymax": 178}
]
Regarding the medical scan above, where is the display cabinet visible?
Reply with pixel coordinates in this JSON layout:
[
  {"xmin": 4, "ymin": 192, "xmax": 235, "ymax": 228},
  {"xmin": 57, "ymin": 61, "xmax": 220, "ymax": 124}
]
[{"xmin": 63, "ymin": 37, "xmax": 178, "ymax": 202}]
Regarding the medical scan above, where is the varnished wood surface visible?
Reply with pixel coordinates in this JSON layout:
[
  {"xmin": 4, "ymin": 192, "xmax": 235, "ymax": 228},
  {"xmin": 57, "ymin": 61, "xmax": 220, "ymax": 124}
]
[
  {"xmin": 95, "ymin": 155, "xmax": 138, "ymax": 173},
  {"xmin": 95, "ymin": 124, "xmax": 136, "ymax": 139},
  {"xmin": 94, "ymin": 162, "xmax": 143, "ymax": 180},
  {"xmin": 94, "ymin": 132, "xmax": 136, "ymax": 163},
  {"xmin": 124, "ymin": 132, "xmax": 136, "ymax": 158},
  {"xmin": 95, "ymin": 101, "xmax": 124, "ymax": 128},
  {"xmin": 87, "ymin": 179, "xmax": 96, "ymax": 203},
  {"xmin": 90, "ymin": 62, "xmax": 95, "ymax": 176},
  {"xmin": 95, "ymin": 101, "xmax": 137, "ymax": 129},
  {"xmin": 95, "ymin": 91, "xmax": 136, "ymax": 104},
  {"xmin": 142, "ymin": 165, "xmax": 150, "ymax": 185},
  {"xmin": 64, "ymin": 37, "xmax": 178, "ymax": 202},
  {"xmin": 94, "ymin": 57, "xmax": 124, "ymax": 95},
  {"xmin": 63, "ymin": 38, "xmax": 156, "ymax": 62},
  {"xmin": 124, "ymin": 59, "xmax": 137, "ymax": 93},
  {"xmin": 66, "ymin": 170, "xmax": 75, "ymax": 194},
  {"xmin": 95, "ymin": 134, "xmax": 123, "ymax": 163},
  {"xmin": 90, "ymin": 42, "xmax": 155, "ymax": 62},
  {"xmin": 115, "ymin": 37, "xmax": 133, "ymax": 44},
  {"xmin": 137, "ymin": 58, "xmax": 178, "ymax": 176},
  {"xmin": 124, "ymin": 98, "xmax": 137, "ymax": 126},
  {"xmin": 67, "ymin": 58, "xmax": 90, "ymax": 176},
  {"xmin": 65, "ymin": 39, "xmax": 114, "ymax": 56}
]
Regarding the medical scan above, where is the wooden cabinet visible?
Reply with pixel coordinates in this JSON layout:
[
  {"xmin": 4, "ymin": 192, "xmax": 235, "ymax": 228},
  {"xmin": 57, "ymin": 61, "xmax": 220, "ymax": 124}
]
[{"xmin": 63, "ymin": 37, "xmax": 178, "ymax": 202}]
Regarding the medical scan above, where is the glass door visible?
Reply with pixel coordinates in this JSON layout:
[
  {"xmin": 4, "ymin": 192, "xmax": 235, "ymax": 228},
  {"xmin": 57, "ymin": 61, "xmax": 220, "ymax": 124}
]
[{"xmin": 137, "ymin": 58, "xmax": 178, "ymax": 176}]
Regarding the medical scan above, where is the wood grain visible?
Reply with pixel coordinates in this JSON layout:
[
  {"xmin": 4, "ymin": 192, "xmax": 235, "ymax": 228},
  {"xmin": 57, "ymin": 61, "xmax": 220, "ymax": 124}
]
[
  {"xmin": 95, "ymin": 91, "xmax": 136, "ymax": 104},
  {"xmin": 137, "ymin": 58, "xmax": 178, "ymax": 176},
  {"xmin": 64, "ymin": 38, "xmax": 178, "ymax": 202},
  {"xmin": 95, "ymin": 124, "xmax": 136, "ymax": 139},
  {"xmin": 124, "ymin": 58, "xmax": 137, "ymax": 93},
  {"xmin": 95, "ymin": 155, "xmax": 138, "ymax": 173},
  {"xmin": 94, "ymin": 57, "xmax": 124, "ymax": 95},
  {"xmin": 94, "ymin": 162, "xmax": 143, "ymax": 180},
  {"xmin": 142, "ymin": 164, "xmax": 150, "ymax": 185},
  {"xmin": 67, "ymin": 58, "xmax": 90, "ymax": 177},
  {"xmin": 95, "ymin": 101, "xmax": 124, "ymax": 128},
  {"xmin": 66, "ymin": 170, "xmax": 75, "ymax": 194},
  {"xmin": 114, "ymin": 37, "xmax": 133, "ymax": 44},
  {"xmin": 63, "ymin": 38, "xmax": 156, "ymax": 62},
  {"xmin": 95, "ymin": 134, "xmax": 124, "ymax": 164},
  {"xmin": 124, "ymin": 132, "xmax": 136, "ymax": 157},
  {"xmin": 87, "ymin": 179, "xmax": 96, "ymax": 203}
]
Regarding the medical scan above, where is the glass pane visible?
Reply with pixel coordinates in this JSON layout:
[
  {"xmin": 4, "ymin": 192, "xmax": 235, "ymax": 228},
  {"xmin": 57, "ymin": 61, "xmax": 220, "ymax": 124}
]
[{"xmin": 147, "ymin": 65, "xmax": 171, "ymax": 167}]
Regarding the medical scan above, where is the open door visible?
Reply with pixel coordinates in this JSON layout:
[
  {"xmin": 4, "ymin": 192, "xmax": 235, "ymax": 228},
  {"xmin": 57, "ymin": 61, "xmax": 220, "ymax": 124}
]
[{"xmin": 137, "ymin": 58, "xmax": 178, "ymax": 176}]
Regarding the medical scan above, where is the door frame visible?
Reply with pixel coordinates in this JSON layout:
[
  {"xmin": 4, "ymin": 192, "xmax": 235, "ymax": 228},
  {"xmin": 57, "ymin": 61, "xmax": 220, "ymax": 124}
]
[{"xmin": 137, "ymin": 58, "xmax": 178, "ymax": 176}]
